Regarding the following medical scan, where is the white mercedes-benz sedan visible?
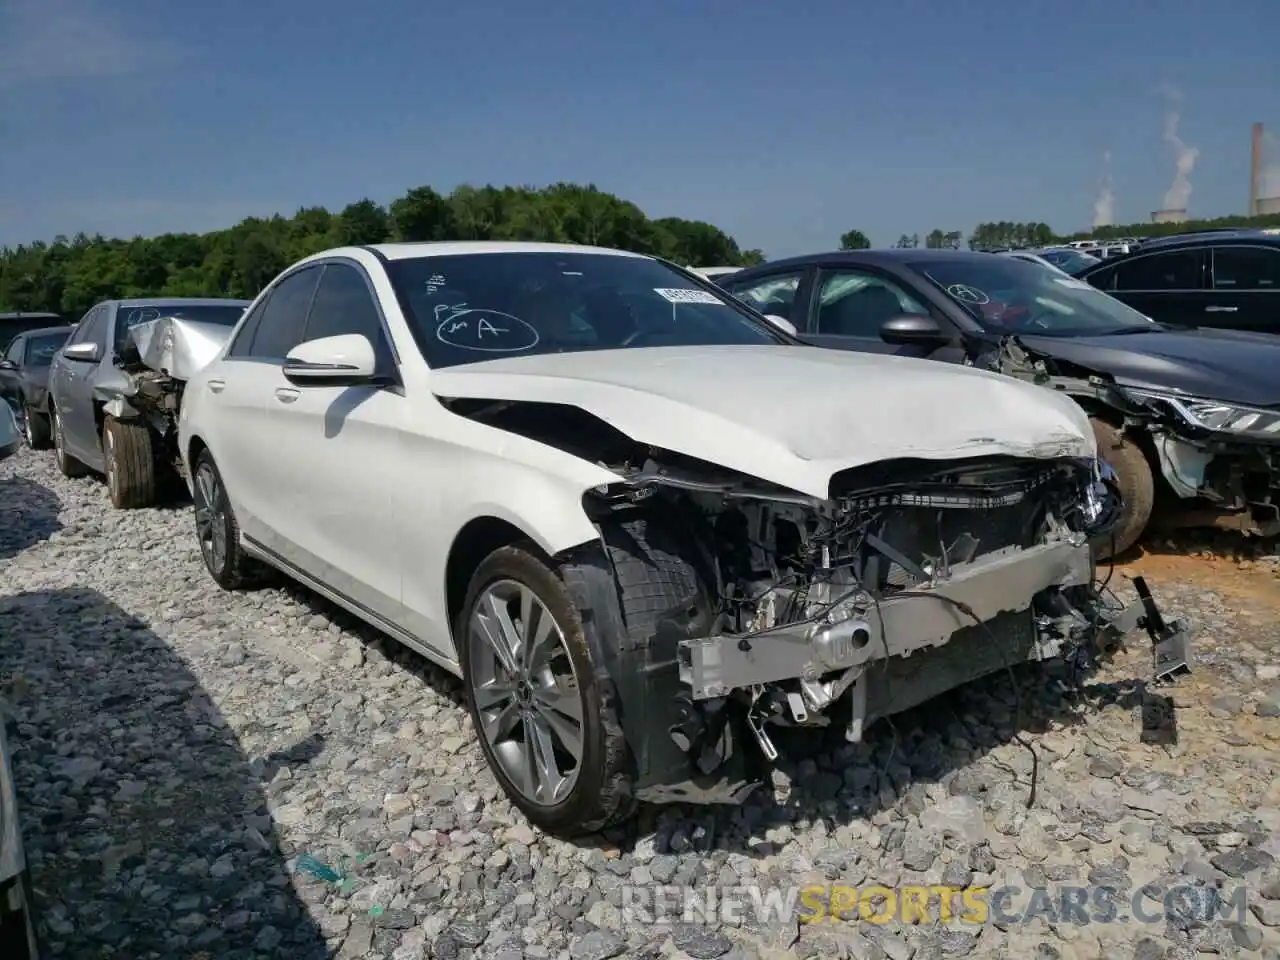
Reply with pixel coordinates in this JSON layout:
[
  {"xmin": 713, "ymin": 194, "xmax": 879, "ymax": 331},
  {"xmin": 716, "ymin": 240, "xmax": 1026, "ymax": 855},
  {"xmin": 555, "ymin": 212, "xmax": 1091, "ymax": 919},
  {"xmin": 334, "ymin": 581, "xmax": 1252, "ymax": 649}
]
[{"xmin": 179, "ymin": 241, "xmax": 1185, "ymax": 835}]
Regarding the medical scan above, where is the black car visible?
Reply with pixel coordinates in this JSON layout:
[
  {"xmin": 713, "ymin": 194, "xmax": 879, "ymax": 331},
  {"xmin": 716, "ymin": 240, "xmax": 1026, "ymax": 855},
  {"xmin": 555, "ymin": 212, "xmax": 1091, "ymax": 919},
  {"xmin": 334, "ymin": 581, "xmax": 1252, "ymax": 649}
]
[
  {"xmin": 1078, "ymin": 232, "xmax": 1280, "ymax": 333},
  {"xmin": 0, "ymin": 325, "xmax": 73, "ymax": 449},
  {"xmin": 0, "ymin": 312, "xmax": 67, "ymax": 353},
  {"xmin": 719, "ymin": 250, "xmax": 1280, "ymax": 554}
]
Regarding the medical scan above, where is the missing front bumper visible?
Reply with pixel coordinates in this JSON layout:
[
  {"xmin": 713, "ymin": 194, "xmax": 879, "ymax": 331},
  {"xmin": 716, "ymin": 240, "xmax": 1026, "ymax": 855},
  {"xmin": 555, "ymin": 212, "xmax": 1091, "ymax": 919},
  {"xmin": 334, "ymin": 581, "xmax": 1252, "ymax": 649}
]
[{"xmin": 678, "ymin": 540, "xmax": 1098, "ymax": 700}]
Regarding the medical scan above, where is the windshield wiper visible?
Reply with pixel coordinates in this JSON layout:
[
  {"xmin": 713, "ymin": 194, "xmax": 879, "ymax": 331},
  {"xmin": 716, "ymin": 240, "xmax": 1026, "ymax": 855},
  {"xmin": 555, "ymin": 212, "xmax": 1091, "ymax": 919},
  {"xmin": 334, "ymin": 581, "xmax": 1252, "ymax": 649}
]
[{"xmin": 1100, "ymin": 324, "xmax": 1165, "ymax": 335}]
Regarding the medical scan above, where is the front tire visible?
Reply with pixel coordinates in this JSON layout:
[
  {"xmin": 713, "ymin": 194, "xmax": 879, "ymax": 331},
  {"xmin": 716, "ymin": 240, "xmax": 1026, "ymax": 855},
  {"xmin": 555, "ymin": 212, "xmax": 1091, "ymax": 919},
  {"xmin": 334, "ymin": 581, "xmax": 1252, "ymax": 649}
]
[
  {"xmin": 102, "ymin": 415, "xmax": 156, "ymax": 508},
  {"xmin": 22, "ymin": 403, "xmax": 51, "ymax": 450},
  {"xmin": 51, "ymin": 404, "xmax": 88, "ymax": 477},
  {"xmin": 191, "ymin": 450, "xmax": 270, "ymax": 590},
  {"xmin": 458, "ymin": 544, "xmax": 633, "ymax": 836},
  {"xmin": 1092, "ymin": 417, "xmax": 1154, "ymax": 558}
]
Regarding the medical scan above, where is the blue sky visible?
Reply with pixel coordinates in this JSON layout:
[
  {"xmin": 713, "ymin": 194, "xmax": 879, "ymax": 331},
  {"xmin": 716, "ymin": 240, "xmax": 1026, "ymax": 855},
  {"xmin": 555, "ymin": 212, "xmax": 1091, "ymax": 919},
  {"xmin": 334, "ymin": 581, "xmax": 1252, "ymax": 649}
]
[{"xmin": 2, "ymin": 0, "xmax": 1278, "ymax": 257}]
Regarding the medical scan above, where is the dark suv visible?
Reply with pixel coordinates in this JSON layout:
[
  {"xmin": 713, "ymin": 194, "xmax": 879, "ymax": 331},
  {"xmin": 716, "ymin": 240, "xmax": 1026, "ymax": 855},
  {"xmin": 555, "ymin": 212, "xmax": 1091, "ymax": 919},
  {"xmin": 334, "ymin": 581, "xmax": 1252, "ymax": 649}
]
[
  {"xmin": 1079, "ymin": 232, "xmax": 1280, "ymax": 333},
  {"xmin": 0, "ymin": 312, "xmax": 67, "ymax": 353}
]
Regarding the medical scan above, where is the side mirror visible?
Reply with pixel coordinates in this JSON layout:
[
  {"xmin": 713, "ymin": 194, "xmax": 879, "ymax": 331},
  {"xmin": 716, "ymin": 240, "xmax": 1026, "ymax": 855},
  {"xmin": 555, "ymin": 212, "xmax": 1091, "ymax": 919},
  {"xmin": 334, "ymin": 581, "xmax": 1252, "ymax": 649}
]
[
  {"xmin": 879, "ymin": 314, "xmax": 948, "ymax": 347},
  {"xmin": 62, "ymin": 341, "xmax": 101, "ymax": 363},
  {"xmin": 0, "ymin": 359, "xmax": 15, "ymax": 371},
  {"xmin": 283, "ymin": 334, "xmax": 381, "ymax": 386},
  {"xmin": 764, "ymin": 314, "xmax": 798, "ymax": 337}
]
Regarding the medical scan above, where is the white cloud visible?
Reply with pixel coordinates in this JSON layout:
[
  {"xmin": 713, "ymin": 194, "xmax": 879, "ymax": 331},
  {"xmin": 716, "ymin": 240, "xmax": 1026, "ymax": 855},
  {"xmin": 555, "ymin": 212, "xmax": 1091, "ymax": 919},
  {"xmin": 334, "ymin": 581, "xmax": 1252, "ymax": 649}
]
[{"xmin": 0, "ymin": 0, "xmax": 169, "ymax": 88}]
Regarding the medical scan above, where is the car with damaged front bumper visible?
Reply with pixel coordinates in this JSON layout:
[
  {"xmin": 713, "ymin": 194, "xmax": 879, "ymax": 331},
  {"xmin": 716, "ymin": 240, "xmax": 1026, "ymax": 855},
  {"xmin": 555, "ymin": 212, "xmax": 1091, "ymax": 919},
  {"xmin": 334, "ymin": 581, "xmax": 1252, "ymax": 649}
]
[
  {"xmin": 177, "ymin": 241, "xmax": 1187, "ymax": 836},
  {"xmin": 721, "ymin": 250, "xmax": 1280, "ymax": 554}
]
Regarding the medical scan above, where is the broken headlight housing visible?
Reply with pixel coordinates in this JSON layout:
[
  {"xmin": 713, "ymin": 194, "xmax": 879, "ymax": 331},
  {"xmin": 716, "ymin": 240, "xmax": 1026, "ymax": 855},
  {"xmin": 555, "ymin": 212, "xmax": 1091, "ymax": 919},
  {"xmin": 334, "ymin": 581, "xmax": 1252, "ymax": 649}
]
[{"xmin": 1120, "ymin": 388, "xmax": 1280, "ymax": 438}]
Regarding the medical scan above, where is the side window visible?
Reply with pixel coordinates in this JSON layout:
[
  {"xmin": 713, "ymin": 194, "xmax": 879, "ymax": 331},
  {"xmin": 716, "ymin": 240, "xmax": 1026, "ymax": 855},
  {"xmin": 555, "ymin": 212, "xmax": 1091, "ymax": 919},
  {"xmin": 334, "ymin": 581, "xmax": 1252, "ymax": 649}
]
[
  {"xmin": 724, "ymin": 271, "xmax": 805, "ymax": 320},
  {"xmin": 248, "ymin": 267, "xmax": 322, "ymax": 359},
  {"xmin": 304, "ymin": 263, "xmax": 393, "ymax": 366},
  {"xmin": 1212, "ymin": 246, "xmax": 1280, "ymax": 291},
  {"xmin": 814, "ymin": 270, "xmax": 929, "ymax": 337},
  {"xmin": 226, "ymin": 294, "xmax": 272, "ymax": 359},
  {"xmin": 6, "ymin": 338, "xmax": 24, "ymax": 364},
  {"xmin": 1084, "ymin": 265, "xmax": 1116, "ymax": 290},
  {"xmin": 1113, "ymin": 250, "xmax": 1203, "ymax": 291},
  {"xmin": 65, "ymin": 306, "xmax": 100, "ymax": 346}
]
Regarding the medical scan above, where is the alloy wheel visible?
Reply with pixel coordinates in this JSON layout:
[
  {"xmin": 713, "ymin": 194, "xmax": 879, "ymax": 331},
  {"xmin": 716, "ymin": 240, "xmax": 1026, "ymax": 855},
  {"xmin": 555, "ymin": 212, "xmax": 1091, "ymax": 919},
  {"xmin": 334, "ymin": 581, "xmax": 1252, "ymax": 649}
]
[
  {"xmin": 467, "ymin": 579, "xmax": 584, "ymax": 806},
  {"xmin": 23, "ymin": 410, "xmax": 34, "ymax": 447},
  {"xmin": 193, "ymin": 461, "xmax": 228, "ymax": 573},
  {"xmin": 53, "ymin": 410, "xmax": 64, "ymax": 460}
]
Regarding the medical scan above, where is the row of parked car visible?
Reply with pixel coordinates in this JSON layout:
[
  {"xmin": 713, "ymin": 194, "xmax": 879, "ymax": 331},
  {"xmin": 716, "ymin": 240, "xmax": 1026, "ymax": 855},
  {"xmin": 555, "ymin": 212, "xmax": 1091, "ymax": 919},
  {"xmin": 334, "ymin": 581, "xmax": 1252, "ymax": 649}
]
[{"xmin": 1, "ymin": 238, "xmax": 1201, "ymax": 836}]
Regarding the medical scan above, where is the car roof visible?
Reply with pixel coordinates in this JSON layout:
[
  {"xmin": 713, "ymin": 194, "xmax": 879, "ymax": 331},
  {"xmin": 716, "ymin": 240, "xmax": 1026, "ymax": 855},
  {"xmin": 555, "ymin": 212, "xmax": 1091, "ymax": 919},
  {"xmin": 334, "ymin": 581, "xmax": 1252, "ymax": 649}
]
[
  {"xmin": 0, "ymin": 311, "xmax": 63, "ymax": 320},
  {"xmin": 363, "ymin": 241, "xmax": 649, "ymax": 262},
  {"xmin": 735, "ymin": 249, "xmax": 1000, "ymax": 274},
  {"xmin": 106, "ymin": 297, "xmax": 252, "ymax": 308},
  {"xmin": 1128, "ymin": 230, "xmax": 1276, "ymax": 252}
]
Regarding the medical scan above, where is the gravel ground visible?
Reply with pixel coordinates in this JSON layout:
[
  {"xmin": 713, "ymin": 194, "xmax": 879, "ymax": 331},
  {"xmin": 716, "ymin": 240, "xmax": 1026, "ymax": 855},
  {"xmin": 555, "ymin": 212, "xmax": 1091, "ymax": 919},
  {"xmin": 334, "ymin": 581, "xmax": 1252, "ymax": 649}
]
[{"xmin": 2, "ymin": 444, "xmax": 1280, "ymax": 960}]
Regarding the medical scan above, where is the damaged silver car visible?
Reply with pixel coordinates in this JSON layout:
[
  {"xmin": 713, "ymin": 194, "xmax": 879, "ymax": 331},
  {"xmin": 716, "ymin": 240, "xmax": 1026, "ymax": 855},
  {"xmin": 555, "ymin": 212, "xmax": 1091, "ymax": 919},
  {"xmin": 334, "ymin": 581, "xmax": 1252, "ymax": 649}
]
[{"xmin": 44, "ymin": 298, "xmax": 249, "ymax": 508}]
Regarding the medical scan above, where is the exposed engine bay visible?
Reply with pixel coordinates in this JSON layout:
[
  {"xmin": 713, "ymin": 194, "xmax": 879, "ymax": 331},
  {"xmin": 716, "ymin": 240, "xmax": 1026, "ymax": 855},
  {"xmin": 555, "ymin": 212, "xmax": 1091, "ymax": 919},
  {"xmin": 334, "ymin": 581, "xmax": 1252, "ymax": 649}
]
[
  {"xmin": 448, "ymin": 397, "xmax": 1191, "ymax": 804},
  {"xmin": 982, "ymin": 337, "xmax": 1280, "ymax": 537},
  {"xmin": 92, "ymin": 316, "xmax": 234, "ymax": 477}
]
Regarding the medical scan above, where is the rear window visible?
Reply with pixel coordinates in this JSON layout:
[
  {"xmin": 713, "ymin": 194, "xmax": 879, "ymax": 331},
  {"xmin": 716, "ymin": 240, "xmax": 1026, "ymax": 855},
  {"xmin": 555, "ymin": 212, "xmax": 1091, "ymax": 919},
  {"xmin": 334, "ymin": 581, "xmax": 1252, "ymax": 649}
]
[{"xmin": 24, "ymin": 331, "xmax": 71, "ymax": 366}]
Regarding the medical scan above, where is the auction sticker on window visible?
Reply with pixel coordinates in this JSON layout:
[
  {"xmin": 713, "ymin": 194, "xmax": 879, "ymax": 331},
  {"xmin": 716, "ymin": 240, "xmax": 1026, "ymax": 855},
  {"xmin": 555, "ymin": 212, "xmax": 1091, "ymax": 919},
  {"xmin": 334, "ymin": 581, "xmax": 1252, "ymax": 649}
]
[{"xmin": 654, "ymin": 288, "xmax": 725, "ymax": 305}]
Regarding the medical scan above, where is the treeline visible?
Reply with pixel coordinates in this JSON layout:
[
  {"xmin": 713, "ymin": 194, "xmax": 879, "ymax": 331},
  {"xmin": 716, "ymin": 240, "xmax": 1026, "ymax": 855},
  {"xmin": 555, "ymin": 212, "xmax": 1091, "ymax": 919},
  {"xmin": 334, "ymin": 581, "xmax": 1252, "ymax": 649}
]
[{"xmin": 0, "ymin": 182, "xmax": 766, "ymax": 317}]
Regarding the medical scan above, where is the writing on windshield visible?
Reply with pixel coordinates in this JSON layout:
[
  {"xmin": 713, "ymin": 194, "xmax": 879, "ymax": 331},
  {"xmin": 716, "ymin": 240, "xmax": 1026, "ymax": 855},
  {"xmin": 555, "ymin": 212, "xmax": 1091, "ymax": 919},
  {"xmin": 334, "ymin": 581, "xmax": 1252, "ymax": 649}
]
[{"xmin": 910, "ymin": 258, "xmax": 1155, "ymax": 337}]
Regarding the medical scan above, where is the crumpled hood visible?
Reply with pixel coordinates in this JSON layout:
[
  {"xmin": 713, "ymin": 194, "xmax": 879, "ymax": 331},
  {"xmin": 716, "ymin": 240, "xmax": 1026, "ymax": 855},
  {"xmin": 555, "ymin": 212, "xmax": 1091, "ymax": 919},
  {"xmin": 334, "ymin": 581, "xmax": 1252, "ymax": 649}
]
[
  {"xmin": 1017, "ymin": 328, "xmax": 1280, "ymax": 408},
  {"xmin": 430, "ymin": 345, "xmax": 1096, "ymax": 499}
]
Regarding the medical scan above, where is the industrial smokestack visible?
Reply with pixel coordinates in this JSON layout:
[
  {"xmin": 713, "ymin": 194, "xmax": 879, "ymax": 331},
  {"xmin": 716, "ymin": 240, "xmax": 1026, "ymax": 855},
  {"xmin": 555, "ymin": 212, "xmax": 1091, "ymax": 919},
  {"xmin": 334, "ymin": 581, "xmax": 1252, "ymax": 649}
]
[{"xmin": 1253, "ymin": 123, "xmax": 1265, "ymax": 216}]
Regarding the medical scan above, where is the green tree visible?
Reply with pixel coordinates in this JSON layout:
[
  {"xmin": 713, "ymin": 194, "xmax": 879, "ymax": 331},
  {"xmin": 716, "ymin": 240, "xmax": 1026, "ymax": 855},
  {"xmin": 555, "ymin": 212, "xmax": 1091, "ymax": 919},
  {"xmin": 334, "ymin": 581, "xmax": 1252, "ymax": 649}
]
[
  {"xmin": 894, "ymin": 233, "xmax": 919, "ymax": 248},
  {"xmin": 839, "ymin": 229, "xmax": 871, "ymax": 250},
  {"xmin": 0, "ymin": 182, "xmax": 768, "ymax": 316}
]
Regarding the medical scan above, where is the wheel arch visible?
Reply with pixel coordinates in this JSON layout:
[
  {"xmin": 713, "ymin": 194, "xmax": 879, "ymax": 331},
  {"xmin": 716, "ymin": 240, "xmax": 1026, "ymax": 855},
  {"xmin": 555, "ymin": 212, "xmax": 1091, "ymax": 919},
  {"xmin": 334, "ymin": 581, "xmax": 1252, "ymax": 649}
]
[{"xmin": 445, "ymin": 515, "xmax": 554, "ymax": 636}]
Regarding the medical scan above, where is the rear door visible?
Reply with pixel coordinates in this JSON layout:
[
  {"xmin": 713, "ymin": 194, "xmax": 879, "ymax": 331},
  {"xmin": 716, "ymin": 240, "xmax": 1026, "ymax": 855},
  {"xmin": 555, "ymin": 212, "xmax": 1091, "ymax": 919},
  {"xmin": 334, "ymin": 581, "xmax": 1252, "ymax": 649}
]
[
  {"xmin": 0, "ymin": 338, "xmax": 24, "ymax": 407},
  {"xmin": 1208, "ymin": 244, "xmax": 1280, "ymax": 333},
  {"xmin": 801, "ymin": 264, "xmax": 967, "ymax": 361},
  {"xmin": 1089, "ymin": 248, "xmax": 1208, "ymax": 328}
]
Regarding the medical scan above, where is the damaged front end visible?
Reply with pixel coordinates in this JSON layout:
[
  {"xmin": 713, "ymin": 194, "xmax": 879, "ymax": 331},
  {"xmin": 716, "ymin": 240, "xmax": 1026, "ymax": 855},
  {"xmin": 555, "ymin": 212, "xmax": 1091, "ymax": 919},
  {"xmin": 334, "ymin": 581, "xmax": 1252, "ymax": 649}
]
[
  {"xmin": 987, "ymin": 338, "xmax": 1280, "ymax": 537},
  {"xmin": 92, "ymin": 316, "xmax": 234, "ymax": 476},
  {"xmin": 576, "ymin": 447, "xmax": 1190, "ymax": 805}
]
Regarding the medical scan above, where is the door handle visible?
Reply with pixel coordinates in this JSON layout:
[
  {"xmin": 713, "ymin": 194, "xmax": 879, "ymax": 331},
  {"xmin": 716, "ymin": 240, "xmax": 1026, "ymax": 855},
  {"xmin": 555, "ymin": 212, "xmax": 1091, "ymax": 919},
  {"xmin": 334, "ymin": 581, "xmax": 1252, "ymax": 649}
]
[
  {"xmin": 274, "ymin": 387, "xmax": 301, "ymax": 403},
  {"xmin": 1204, "ymin": 305, "xmax": 1238, "ymax": 313},
  {"xmin": 207, "ymin": 378, "xmax": 226, "ymax": 394}
]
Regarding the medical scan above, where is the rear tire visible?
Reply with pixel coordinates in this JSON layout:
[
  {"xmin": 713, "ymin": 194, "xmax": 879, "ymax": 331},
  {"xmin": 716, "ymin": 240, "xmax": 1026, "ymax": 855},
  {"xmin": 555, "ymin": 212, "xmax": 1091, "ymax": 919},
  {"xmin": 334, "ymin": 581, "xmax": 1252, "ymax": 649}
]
[
  {"xmin": 1091, "ymin": 417, "xmax": 1154, "ymax": 558},
  {"xmin": 458, "ymin": 543, "xmax": 633, "ymax": 836},
  {"xmin": 191, "ymin": 450, "xmax": 271, "ymax": 590},
  {"xmin": 102, "ymin": 415, "xmax": 156, "ymax": 508},
  {"xmin": 50, "ymin": 404, "xmax": 89, "ymax": 478},
  {"xmin": 21, "ymin": 404, "xmax": 51, "ymax": 450}
]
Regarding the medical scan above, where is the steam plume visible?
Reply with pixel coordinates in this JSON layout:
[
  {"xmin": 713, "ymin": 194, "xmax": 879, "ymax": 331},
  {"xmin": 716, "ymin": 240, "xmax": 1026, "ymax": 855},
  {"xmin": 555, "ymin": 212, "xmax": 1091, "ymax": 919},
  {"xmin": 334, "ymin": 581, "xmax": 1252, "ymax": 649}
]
[
  {"xmin": 1092, "ymin": 150, "xmax": 1114, "ymax": 227},
  {"xmin": 1159, "ymin": 84, "xmax": 1198, "ymax": 211},
  {"xmin": 1264, "ymin": 131, "xmax": 1280, "ymax": 200}
]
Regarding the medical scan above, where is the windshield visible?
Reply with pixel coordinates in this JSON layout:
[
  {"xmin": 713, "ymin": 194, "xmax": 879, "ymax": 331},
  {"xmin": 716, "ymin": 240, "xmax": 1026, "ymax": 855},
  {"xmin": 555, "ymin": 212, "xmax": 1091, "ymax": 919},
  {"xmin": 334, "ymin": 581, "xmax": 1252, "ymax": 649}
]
[
  {"xmin": 909, "ymin": 256, "xmax": 1158, "ymax": 336},
  {"xmin": 114, "ymin": 303, "xmax": 247, "ymax": 355},
  {"xmin": 24, "ymin": 331, "xmax": 70, "ymax": 366},
  {"xmin": 1039, "ymin": 249, "xmax": 1101, "ymax": 275},
  {"xmin": 385, "ymin": 252, "xmax": 785, "ymax": 369}
]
